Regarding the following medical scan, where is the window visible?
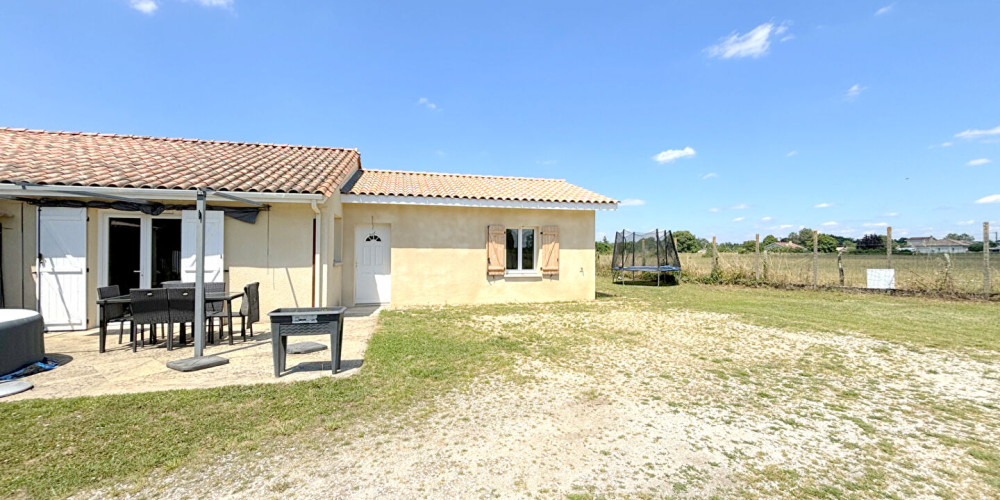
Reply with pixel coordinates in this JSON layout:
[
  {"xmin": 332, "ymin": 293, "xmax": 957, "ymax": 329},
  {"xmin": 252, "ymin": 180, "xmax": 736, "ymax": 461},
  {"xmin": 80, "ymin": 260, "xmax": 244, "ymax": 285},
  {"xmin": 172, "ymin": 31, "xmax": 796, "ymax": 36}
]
[{"xmin": 505, "ymin": 227, "xmax": 536, "ymax": 273}]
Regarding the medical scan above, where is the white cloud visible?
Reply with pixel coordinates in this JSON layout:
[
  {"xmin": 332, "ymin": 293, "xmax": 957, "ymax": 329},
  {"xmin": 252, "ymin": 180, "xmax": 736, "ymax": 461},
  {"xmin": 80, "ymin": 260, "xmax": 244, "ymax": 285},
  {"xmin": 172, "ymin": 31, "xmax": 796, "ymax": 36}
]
[
  {"xmin": 730, "ymin": 203, "xmax": 749, "ymax": 210},
  {"xmin": 814, "ymin": 202, "xmax": 833, "ymax": 208},
  {"xmin": 786, "ymin": 150, "xmax": 798, "ymax": 157},
  {"xmin": 780, "ymin": 34, "xmax": 795, "ymax": 42},
  {"xmin": 653, "ymin": 147, "xmax": 696, "ymax": 164},
  {"xmin": 777, "ymin": 224, "xmax": 794, "ymax": 230},
  {"xmin": 186, "ymin": 0, "xmax": 233, "ymax": 6},
  {"xmin": 967, "ymin": 158, "xmax": 991, "ymax": 166},
  {"xmin": 884, "ymin": 212, "xmax": 899, "ymax": 217},
  {"xmin": 955, "ymin": 125, "xmax": 1000, "ymax": 140},
  {"xmin": 130, "ymin": 0, "xmax": 158, "ymax": 13},
  {"xmin": 619, "ymin": 198, "xmax": 646, "ymax": 207},
  {"xmin": 761, "ymin": 216, "xmax": 772, "ymax": 221},
  {"xmin": 535, "ymin": 159, "xmax": 557, "ymax": 165},
  {"xmin": 417, "ymin": 97, "xmax": 439, "ymax": 111},
  {"xmin": 976, "ymin": 194, "xmax": 1000, "ymax": 204},
  {"xmin": 941, "ymin": 142, "xmax": 953, "ymax": 147},
  {"xmin": 701, "ymin": 172, "xmax": 719, "ymax": 180},
  {"xmin": 708, "ymin": 207, "xmax": 720, "ymax": 213},
  {"xmin": 875, "ymin": 4, "xmax": 894, "ymax": 16},
  {"xmin": 732, "ymin": 217, "xmax": 745, "ymax": 222},
  {"xmin": 863, "ymin": 222, "xmax": 888, "ymax": 227},
  {"xmin": 705, "ymin": 22, "xmax": 789, "ymax": 59},
  {"xmin": 957, "ymin": 220, "xmax": 975, "ymax": 226},
  {"xmin": 845, "ymin": 84, "xmax": 867, "ymax": 100},
  {"xmin": 822, "ymin": 221, "xmax": 838, "ymax": 226}
]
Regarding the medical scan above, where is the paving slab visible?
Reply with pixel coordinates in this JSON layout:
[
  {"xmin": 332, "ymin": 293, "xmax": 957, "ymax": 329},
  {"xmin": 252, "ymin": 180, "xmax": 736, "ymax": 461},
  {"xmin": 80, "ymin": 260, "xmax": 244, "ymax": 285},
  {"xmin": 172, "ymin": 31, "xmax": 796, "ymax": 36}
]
[{"xmin": 4, "ymin": 307, "xmax": 379, "ymax": 401}]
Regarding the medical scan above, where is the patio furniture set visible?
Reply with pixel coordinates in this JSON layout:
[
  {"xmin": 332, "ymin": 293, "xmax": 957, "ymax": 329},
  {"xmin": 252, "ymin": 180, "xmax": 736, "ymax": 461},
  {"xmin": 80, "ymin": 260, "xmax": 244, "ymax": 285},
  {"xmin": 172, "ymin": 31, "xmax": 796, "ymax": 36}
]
[{"xmin": 95, "ymin": 281, "xmax": 260, "ymax": 353}]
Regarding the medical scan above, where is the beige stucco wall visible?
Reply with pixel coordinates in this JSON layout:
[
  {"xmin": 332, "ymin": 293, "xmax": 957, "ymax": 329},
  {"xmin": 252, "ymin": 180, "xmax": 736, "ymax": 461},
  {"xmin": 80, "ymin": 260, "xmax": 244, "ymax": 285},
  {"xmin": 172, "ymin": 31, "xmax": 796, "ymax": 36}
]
[
  {"xmin": 0, "ymin": 198, "xmax": 339, "ymax": 330},
  {"xmin": 341, "ymin": 203, "xmax": 596, "ymax": 306}
]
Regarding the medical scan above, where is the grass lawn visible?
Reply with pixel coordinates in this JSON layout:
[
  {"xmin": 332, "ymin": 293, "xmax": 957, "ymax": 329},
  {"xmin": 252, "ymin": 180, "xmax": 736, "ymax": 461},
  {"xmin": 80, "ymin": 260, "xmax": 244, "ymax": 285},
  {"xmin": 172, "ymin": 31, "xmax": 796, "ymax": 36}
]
[{"xmin": 2, "ymin": 280, "xmax": 999, "ymax": 498}]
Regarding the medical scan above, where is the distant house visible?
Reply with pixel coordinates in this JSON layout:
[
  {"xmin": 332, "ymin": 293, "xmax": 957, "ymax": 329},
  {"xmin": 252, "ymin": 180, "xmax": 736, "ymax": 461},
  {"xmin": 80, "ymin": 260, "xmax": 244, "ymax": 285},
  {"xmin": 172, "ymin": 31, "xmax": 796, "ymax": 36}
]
[
  {"xmin": 765, "ymin": 241, "xmax": 805, "ymax": 252},
  {"xmin": 906, "ymin": 237, "xmax": 970, "ymax": 254}
]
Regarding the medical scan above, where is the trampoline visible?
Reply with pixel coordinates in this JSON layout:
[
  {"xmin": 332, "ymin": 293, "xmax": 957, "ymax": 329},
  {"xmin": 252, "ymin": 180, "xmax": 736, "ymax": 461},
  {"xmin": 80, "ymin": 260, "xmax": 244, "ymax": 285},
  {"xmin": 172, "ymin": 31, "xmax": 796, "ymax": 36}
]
[{"xmin": 611, "ymin": 229, "xmax": 681, "ymax": 286}]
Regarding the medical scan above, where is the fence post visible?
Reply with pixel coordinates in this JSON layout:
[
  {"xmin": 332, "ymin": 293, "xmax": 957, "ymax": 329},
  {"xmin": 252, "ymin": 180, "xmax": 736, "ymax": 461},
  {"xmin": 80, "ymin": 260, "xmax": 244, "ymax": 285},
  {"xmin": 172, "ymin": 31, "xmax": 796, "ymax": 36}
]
[
  {"xmin": 813, "ymin": 231, "xmax": 819, "ymax": 289},
  {"xmin": 754, "ymin": 233, "xmax": 761, "ymax": 282},
  {"xmin": 711, "ymin": 236, "xmax": 719, "ymax": 276},
  {"xmin": 886, "ymin": 226, "xmax": 893, "ymax": 268},
  {"xmin": 985, "ymin": 222, "xmax": 991, "ymax": 300},
  {"xmin": 837, "ymin": 250, "xmax": 845, "ymax": 286}
]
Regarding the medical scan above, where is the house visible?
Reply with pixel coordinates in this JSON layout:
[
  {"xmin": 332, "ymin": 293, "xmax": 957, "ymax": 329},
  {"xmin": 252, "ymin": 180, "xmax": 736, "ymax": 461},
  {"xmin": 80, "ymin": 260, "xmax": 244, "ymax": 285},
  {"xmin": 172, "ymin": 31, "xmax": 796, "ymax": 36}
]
[
  {"xmin": 0, "ymin": 127, "xmax": 616, "ymax": 330},
  {"xmin": 906, "ymin": 237, "xmax": 971, "ymax": 254},
  {"xmin": 765, "ymin": 241, "xmax": 805, "ymax": 252}
]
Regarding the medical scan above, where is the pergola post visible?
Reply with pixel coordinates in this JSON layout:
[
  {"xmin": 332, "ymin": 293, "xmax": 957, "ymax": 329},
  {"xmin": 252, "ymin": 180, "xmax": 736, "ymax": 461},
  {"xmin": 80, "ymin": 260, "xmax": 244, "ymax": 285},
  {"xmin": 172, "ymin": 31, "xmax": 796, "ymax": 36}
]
[{"xmin": 193, "ymin": 188, "xmax": 207, "ymax": 357}]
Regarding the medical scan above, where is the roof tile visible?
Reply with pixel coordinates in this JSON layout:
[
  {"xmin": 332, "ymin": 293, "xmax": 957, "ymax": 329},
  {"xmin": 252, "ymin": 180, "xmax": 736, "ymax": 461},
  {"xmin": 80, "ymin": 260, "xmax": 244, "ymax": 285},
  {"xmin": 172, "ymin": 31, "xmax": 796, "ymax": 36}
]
[
  {"xmin": 0, "ymin": 127, "xmax": 359, "ymax": 196},
  {"xmin": 345, "ymin": 169, "xmax": 617, "ymax": 205}
]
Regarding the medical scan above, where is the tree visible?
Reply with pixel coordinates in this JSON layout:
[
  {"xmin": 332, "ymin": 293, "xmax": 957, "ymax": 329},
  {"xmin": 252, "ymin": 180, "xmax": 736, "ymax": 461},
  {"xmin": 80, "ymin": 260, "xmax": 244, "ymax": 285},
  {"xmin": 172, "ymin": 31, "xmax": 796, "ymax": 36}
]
[
  {"xmin": 595, "ymin": 237, "xmax": 612, "ymax": 254},
  {"xmin": 857, "ymin": 233, "xmax": 884, "ymax": 250},
  {"xmin": 946, "ymin": 233, "xmax": 975, "ymax": 243},
  {"xmin": 817, "ymin": 234, "xmax": 838, "ymax": 253},
  {"xmin": 762, "ymin": 234, "xmax": 778, "ymax": 246},
  {"xmin": 673, "ymin": 230, "xmax": 703, "ymax": 253},
  {"xmin": 741, "ymin": 240, "xmax": 757, "ymax": 253},
  {"xmin": 798, "ymin": 228, "xmax": 815, "ymax": 247},
  {"xmin": 969, "ymin": 241, "xmax": 998, "ymax": 252}
]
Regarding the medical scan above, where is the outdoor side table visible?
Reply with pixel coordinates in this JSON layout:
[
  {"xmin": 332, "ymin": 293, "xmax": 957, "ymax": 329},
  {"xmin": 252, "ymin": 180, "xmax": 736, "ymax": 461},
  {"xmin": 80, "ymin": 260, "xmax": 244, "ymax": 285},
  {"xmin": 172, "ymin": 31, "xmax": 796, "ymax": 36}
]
[{"xmin": 268, "ymin": 307, "xmax": 347, "ymax": 377}]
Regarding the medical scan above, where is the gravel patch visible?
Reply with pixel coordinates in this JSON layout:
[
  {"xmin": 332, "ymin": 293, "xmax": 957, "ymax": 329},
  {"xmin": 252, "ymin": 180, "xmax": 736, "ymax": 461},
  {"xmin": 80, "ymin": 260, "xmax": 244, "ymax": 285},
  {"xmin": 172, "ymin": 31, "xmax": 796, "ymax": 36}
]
[{"xmin": 82, "ymin": 304, "xmax": 1000, "ymax": 499}]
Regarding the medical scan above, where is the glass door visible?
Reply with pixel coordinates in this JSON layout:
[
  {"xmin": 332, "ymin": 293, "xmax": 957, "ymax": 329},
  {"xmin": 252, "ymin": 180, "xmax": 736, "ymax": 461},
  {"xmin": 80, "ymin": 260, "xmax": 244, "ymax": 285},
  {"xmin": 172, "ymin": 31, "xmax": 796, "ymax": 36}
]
[
  {"xmin": 107, "ymin": 217, "xmax": 143, "ymax": 293},
  {"xmin": 103, "ymin": 213, "xmax": 184, "ymax": 292},
  {"xmin": 150, "ymin": 218, "xmax": 182, "ymax": 287}
]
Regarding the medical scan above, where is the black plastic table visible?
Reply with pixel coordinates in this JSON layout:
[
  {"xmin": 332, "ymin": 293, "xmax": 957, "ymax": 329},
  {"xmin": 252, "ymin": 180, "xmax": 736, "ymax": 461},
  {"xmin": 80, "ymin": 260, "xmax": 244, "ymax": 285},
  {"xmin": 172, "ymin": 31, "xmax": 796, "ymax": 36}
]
[
  {"xmin": 96, "ymin": 291, "xmax": 243, "ymax": 353},
  {"xmin": 268, "ymin": 307, "xmax": 347, "ymax": 377}
]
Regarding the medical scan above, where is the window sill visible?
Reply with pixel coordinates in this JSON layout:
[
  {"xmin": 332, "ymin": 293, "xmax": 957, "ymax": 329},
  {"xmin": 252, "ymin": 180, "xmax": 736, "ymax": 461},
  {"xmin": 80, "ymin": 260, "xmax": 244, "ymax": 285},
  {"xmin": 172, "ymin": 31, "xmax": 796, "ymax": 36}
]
[
  {"xmin": 504, "ymin": 271, "xmax": 543, "ymax": 279},
  {"xmin": 332, "ymin": 261, "xmax": 343, "ymax": 267}
]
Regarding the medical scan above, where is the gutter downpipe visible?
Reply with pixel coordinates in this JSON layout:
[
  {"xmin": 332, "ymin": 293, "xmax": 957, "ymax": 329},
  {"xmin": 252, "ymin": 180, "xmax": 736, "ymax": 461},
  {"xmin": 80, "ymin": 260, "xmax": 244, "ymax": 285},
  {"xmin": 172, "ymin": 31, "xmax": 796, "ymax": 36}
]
[{"xmin": 311, "ymin": 200, "xmax": 322, "ymax": 307}]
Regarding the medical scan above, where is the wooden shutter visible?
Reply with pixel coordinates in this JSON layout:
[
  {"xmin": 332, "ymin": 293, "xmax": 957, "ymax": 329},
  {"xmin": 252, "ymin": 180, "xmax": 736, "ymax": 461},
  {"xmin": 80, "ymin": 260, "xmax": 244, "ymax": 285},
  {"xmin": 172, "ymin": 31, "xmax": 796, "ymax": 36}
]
[
  {"xmin": 487, "ymin": 224, "xmax": 506, "ymax": 276},
  {"xmin": 540, "ymin": 225, "xmax": 559, "ymax": 275}
]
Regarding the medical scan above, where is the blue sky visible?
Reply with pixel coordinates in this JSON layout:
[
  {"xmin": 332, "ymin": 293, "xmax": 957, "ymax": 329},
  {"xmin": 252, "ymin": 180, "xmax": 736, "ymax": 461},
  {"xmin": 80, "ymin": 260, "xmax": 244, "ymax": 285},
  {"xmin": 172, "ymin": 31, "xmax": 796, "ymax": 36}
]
[{"xmin": 2, "ymin": 1, "xmax": 999, "ymax": 242}]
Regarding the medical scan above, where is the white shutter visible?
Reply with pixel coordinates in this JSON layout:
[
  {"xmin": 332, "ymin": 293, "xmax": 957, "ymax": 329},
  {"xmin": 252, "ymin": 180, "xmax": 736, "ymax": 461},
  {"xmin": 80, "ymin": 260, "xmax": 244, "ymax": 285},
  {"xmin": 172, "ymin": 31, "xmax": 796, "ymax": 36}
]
[
  {"xmin": 181, "ymin": 210, "xmax": 224, "ymax": 283},
  {"xmin": 37, "ymin": 207, "xmax": 88, "ymax": 330}
]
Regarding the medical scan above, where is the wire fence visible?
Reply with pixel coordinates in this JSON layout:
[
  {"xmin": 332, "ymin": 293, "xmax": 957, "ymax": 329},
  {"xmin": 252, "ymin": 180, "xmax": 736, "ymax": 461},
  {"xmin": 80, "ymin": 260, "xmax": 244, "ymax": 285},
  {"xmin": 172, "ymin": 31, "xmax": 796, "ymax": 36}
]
[{"xmin": 597, "ymin": 224, "xmax": 998, "ymax": 299}]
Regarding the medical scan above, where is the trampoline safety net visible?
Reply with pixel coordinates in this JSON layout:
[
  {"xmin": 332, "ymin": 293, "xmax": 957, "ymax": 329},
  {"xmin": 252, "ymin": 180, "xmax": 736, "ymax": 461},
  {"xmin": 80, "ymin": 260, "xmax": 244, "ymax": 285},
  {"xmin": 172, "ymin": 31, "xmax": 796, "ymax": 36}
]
[{"xmin": 611, "ymin": 229, "xmax": 681, "ymax": 284}]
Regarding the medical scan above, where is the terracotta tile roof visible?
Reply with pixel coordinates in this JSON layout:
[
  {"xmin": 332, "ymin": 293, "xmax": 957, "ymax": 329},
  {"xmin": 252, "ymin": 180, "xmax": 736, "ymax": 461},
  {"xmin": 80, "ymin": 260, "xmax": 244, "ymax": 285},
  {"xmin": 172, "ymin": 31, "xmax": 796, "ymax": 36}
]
[
  {"xmin": 344, "ymin": 169, "xmax": 618, "ymax": 205},
  {"xmin": 0, "ymin": 127, "xmax": 359, "ymax": 196},
  {"xmin": 910, "ymin": 238, "xmax": 971, "ymax": 247}
]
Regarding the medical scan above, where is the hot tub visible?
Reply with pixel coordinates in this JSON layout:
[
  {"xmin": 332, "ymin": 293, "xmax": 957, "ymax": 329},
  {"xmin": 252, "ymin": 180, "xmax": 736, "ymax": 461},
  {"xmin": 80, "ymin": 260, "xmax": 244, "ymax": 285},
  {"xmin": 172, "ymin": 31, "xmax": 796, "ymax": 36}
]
[{"xmin": 0, "ymin": 309, "xmax": 45, "ymax": 377}]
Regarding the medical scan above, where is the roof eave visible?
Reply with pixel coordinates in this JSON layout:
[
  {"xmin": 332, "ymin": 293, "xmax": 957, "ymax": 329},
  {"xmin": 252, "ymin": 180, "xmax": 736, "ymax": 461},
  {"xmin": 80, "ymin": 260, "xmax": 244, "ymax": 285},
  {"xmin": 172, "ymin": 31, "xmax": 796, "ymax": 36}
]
[
  {"xmin": 0, "ymin": 183, "xmax": 327, "ymax": 203},
  {"xmin": 342, "ymin": 194, "xmax": 617, "ymax": 211}
]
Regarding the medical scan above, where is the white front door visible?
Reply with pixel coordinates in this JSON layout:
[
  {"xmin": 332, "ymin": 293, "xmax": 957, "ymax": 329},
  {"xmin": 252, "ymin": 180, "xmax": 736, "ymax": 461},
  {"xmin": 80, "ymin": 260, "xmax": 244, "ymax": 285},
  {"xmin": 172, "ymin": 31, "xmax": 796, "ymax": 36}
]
[
  {"xmin": 37, "ymin": 207, "xmax": 88, "ymax": 330},
  {"xmin": 180, "ymin": 210, "xmax": 225, "ymax": 283},
  {"xmin": 355, "ymin": 223, "xmax": 390, "ymax": 304}
]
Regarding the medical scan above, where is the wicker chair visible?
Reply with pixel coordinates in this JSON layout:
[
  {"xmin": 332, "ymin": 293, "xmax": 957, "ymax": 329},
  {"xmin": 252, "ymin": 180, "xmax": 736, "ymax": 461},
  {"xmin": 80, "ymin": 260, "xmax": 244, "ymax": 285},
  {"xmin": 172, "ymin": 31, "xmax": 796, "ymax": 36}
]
[
  {"xmin": 166, "ymin": 288, "xmax": 196, "ymax": 351},
  {"xmin": 97, "ymin": 285, "xmax": 132, "ymax": 346},
  {"xmin": 161, "ymin": 281, "xmax": 192, "ymax": 288},
  {"xmin": 205, "ymin": 281, "xmax": 227, "ymax": 341},
  {"xmin": 128, "ymin": 289, "xmax": 169, "ymax": 352},
  {"xmin": 238, "ymin": 282, "xmax": 260, "ymax": 342}
]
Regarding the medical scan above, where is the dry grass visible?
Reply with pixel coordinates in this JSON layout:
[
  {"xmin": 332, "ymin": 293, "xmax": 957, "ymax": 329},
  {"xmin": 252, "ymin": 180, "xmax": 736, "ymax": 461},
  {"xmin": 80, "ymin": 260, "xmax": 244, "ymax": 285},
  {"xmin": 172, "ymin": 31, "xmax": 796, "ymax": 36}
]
[
  {"xmin": 110, "ymin": 282, "xmax": 1000, "ymax": 498},
  {"xmin": 597, "ymin": 252, "xmax": 1000, "ymax": 294}
]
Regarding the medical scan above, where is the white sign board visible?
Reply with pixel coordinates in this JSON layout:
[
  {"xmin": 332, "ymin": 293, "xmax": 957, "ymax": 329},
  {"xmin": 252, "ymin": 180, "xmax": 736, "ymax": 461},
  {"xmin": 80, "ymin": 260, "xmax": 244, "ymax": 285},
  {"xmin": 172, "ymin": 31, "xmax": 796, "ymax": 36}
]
[{"xmin": 866, "ymin": 269, "xmax": 896, "ymax": 289}]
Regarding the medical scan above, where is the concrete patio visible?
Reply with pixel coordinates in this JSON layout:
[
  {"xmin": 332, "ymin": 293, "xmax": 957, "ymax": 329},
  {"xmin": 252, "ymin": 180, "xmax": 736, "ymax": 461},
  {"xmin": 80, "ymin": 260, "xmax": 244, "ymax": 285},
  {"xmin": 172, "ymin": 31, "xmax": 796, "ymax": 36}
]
[{"xmin": 4, "ymin": 306, "xmax": 380, "ymax": 401}]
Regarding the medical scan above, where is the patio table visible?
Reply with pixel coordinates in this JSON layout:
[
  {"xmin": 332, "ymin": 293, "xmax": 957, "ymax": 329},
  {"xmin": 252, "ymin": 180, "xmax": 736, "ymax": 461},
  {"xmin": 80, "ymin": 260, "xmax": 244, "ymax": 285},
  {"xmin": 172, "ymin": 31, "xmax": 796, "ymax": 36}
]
[{"xmin": 96, "ymin": 290, "xmax": 244, "ymax": 353}]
